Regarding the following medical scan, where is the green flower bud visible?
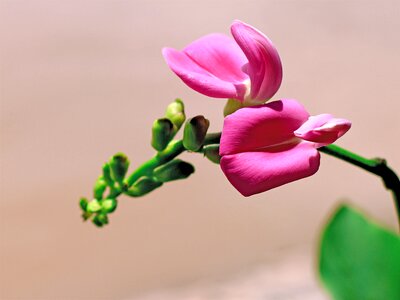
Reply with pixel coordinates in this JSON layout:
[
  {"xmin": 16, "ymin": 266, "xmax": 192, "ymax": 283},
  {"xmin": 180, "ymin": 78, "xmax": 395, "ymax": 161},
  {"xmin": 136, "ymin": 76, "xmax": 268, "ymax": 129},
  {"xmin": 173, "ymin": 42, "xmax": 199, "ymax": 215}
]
[
  {"xmin": 203, "ymin": 144, "xmax": 221, "ymax": 164},
  {"xmin": 125, "ymin": 176, "xmax": 163, "ymax": 197},
  {"xmin": 87, "ymin": 199, "xmax": 102, "ymax": 213},
  {"xmin": 165, "ymin": 99, "xmax": 185, "ymax": 129},
  {"xmin": 151, "ymin": 118, "xmax": 174, "ymax": 151},
  {"xmin": 183, "ymin": 116, "xmax": 210, "ymax": 151},
  {"xmin": 79, "ymin": 197, "xmax": 89, "ymax": 211},
  {"xmin": 109, "ymin": 153, "xmax": 129, "ymax": 184},
  {"xmin": 153, "ymin": 159, "xmax": 195, "ymax": 182},
  {"xmin": 102, "ymin": 163, "xmax": 114, "ymax": 187},
  {"xmin": 92, "ymin": 213, "xmax": 108, "ymax": 227},
  {"xmin": 81, "ymin": 211, "xmax": 92, "ymax": 221},
  {"xmin": 93, "ymin": 177, "xmax": 107, "ymax": 199},
  {"xmin": 101, "ymin": 198, "xmax": 118, "ymax": 213}
]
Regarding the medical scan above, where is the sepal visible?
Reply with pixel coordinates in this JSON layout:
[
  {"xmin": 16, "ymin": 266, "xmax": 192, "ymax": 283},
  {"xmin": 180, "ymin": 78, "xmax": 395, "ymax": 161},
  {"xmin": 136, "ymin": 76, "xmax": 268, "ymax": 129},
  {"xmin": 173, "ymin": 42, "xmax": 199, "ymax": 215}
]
[
  {"xmin": 203, "ymin": 144, "xmax": 221, "ymax": 164},
  {"xmin": 223, "ymin": 98, "xmax": 244, "ymax": 116}
]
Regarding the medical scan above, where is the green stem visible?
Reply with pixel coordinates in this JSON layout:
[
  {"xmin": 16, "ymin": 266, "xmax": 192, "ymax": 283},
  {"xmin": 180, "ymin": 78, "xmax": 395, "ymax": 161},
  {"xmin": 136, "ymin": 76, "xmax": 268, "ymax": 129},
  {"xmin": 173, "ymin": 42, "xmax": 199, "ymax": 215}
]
[
  {"xmin": 203, "ymin": 132, "xmax": 222, "ymax": 145},
  {"xmin": 319, "ymin": 144, "xmax": 400, "ymax": 226},
  {"xmin": 107, "ymin": 132, "xmax": 223, "ymax": 199},
  {"xmin": 109, "ymin": 131, "xmax": 400, "ymax": 227},
  {"xmin": 125, "ymin": 140, "xmax": 185, "ymax": 186}
]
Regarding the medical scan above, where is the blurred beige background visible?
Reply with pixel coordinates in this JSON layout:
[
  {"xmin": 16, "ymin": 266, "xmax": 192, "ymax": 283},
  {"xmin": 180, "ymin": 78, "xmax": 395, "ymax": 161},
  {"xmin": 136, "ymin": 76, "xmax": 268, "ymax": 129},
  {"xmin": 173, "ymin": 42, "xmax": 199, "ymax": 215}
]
[{"xmin": 1, "ymin": 0, "xmax": 400, "ymax": 299}]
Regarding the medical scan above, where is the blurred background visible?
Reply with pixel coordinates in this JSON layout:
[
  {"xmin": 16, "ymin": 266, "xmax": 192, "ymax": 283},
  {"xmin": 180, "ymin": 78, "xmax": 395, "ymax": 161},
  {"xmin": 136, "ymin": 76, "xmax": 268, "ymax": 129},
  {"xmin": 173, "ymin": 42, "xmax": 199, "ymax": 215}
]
[{"xmin": 1, "ymin": 0, "xmax": 399, "ymax": 299}]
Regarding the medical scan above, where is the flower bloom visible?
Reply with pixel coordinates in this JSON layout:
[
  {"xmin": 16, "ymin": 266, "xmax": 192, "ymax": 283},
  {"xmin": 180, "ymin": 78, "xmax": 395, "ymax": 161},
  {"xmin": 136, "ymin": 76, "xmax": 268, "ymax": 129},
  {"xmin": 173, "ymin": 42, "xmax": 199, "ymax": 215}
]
[
  {"xmin": 162, "ymin": 20, "xmax": 282, "ymax": 105},
  {"xmin": 219, "ymin": 99, "xmax": 351, "ymax": 196}
]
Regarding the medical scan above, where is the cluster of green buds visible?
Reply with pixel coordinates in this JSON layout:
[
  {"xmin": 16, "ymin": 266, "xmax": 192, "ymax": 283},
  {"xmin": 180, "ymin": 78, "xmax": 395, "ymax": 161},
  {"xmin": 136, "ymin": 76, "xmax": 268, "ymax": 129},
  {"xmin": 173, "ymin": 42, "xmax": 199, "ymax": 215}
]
[
  {"xmin": 79, "ymin": 153, "xmax": 128, "ymax": 226},
  {"xmin": 80, "ymin": 99, "xmax": 221, "ymax": 227}
]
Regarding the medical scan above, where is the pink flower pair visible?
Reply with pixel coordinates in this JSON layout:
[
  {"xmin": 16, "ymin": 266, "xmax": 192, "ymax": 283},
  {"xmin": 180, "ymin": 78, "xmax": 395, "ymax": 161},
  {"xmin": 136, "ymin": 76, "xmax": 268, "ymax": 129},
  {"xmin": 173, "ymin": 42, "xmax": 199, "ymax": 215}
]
[{"xmin": 163, "ymin": 20, "xmax": 351, "ymax": 196}]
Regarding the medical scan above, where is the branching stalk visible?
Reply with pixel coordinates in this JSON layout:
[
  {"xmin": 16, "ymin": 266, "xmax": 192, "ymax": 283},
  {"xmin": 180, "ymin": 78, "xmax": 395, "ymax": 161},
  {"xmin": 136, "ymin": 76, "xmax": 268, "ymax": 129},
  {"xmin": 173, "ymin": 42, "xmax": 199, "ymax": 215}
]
[{"xmin": 101, "ymin": 132, "xmax": 400, "ymax": 229}]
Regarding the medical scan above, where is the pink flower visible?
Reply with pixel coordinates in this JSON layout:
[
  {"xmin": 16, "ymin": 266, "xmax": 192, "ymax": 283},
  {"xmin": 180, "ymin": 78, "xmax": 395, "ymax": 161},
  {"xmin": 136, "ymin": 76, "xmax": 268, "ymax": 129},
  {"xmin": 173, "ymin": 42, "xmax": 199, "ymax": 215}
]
[
  {"xmin": 219, "ymin": 99, "xmax": 351, "ymax": 196},
  {"xmin": 162, "ymin": 20, "xmax": 282, "ymax": 105}
]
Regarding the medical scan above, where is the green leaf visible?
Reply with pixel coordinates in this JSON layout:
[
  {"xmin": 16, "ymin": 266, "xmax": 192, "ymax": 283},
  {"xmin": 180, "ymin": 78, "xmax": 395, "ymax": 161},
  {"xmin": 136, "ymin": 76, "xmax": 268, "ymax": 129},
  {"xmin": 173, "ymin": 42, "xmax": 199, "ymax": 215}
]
[{"xmin": 319, "ymin": 204, "xmax": 400, "ymax": 300}]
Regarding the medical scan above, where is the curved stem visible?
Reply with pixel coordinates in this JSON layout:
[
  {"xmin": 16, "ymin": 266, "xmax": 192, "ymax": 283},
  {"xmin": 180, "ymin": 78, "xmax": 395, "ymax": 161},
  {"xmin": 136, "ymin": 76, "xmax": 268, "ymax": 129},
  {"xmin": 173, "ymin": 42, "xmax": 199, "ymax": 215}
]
[
  {"xmin": 109, "ymin": 131, "xmax": 400, "ymax": 228},
  {"xmin": 319, "ymin": 144, "xmax": 400, "ymax": 226},
  {"xmin": 107, "ymin": 132, "xmax": 223, "ymax": 199},
  {"xmin": 125, "ymin": 140, "xmax": 185, "ymax": 187}
]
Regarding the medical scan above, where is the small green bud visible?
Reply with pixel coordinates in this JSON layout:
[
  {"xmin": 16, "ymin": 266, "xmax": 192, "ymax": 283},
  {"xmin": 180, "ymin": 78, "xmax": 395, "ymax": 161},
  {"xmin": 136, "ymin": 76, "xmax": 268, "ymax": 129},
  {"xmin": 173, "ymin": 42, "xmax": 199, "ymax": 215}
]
[
  {"xmin": 223, "ymin": 98, "xmax": 244, "ymax": 116},
  {"xmin": 79, "ymin": 197, "xmax": 89, "ymax": 211},
  {"xmin": 109, "ymin": 153, "xmax": 130, "ymax": 184},
  {"xmin": 87, "ymin": 199, "xmax": 102, "ymax": 213},
  {"xmin": 153, "ymin": 159, "xmax": 195, "ymax": 182},
  {"xmin": 151, "ymin": 118, "xmax": 174, "ymax": 151},
  {"xmin": 81, "ymin": 211, "xmax": 92, "ymax": 221},
  {"xmin": 92, "ymin": 213, "xmax": 108, "ymax": 227},
  {"xmin": 183, "ymin": 116, "xmax": 210, "ymax": 151},
  {"xmin": 125, "ymin": 176, "xmax": 163, "ymax": 197},
  {"xmin": 165, "ymin": 99, "xmax": 185, "ymax": 129},
  {"xmin": 203, "ymin": 144, "xmax": 221, "ymax": 164},
  {"xmin": 93, "ymin": 177, "xmax": 107, "ymax": 199},
  {"xmin": 102, "ymin": 163, "xmax": 114, "ymax": 187},
  {"xmin": 101, "ymin": 198, "xmax": 117, "ymax": 213}
]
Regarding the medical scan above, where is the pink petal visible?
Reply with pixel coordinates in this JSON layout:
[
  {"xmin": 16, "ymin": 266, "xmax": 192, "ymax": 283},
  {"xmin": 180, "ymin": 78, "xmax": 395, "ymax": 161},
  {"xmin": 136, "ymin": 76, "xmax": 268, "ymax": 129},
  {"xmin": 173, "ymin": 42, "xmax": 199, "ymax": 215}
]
[
  {"xmin": 231, "ymin": 20, "xmax": 283, "ymax": 103},
  {"xmin": 294, "ymin": 114, "xmax": 352, "ymax": 146},
  {"xmin": 184, "ymin": 34, "xmax": 248, "ymax": 83},
  {"xmin": 220, "ymin": 99, "xmax": 309, "ymax": 156},
  {"xmin": 220, "ymin": 142, "xmax": 320, "ymax": 196},
  {"xmin": 162, "ymin": 34, "xmax": 249, "ymax": 100}
]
